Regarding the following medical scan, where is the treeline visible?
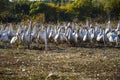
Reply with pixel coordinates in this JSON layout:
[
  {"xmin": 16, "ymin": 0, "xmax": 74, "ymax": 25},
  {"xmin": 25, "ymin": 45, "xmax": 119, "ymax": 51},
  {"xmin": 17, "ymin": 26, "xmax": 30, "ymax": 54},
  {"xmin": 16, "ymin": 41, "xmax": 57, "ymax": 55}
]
[{"xmin": 0, "ymin": 0, "xmax": 120, "ymax": 23}]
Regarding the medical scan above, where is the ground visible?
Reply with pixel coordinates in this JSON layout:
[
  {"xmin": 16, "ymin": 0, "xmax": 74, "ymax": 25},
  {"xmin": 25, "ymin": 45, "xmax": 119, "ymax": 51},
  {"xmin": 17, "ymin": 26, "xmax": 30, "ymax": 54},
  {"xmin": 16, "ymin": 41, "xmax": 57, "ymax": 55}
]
[{"xmin": 0, "ymin": 44, "xmax": 120, "ymax": 80}]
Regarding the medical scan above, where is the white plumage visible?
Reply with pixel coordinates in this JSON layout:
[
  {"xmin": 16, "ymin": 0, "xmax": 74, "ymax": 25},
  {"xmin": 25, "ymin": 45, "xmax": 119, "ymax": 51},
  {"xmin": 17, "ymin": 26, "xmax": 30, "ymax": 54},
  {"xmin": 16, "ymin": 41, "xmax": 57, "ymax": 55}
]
[
  {"xmin": 10, "ymin": 36, "xmax": 18, "ymax": 44},
  {"xmin": 0, "ymin": 21, "xmax": 119, "ymax": 48}
]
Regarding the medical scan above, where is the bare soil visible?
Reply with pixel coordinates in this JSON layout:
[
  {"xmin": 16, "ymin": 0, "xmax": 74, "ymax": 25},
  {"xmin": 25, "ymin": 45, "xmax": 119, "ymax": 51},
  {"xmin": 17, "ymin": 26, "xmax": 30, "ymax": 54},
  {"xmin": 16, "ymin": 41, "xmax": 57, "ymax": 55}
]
[{"xmin": 0, "ymin": 44, "xmax": 120, "ymax": 80}]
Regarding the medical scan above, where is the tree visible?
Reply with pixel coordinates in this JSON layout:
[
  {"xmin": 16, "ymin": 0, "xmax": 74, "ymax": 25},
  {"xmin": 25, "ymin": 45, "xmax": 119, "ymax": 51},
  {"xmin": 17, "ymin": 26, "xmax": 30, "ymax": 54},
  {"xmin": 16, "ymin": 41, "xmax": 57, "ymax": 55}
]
[
  {"xmin": 91, "ymin": 0, "xmax": 105, "ymax": 19},
  {"xmin": 72, "ymin": 0, "xmax": 93, "ymax": 20},
  {"xmin": 0, "ymin": 0, "xmax": 10, "ymax": 12},
  {"xmin": 11, "ymin": 0, "xmax": 30, "ymax": 2},
  {"xmin": 103, "ymin": 0, "xmax": 120, "ymax": 19},
  {"xmin": 30, "ymin": 2, "xmax": 59, "ymax": 22}
]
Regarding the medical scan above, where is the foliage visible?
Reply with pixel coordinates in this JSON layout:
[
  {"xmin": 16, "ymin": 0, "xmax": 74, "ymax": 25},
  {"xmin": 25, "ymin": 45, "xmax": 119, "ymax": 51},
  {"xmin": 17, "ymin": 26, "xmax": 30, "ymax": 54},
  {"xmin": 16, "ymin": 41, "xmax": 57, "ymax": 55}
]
[
  {"xmin": 0, "ymin": 0, "xmax": 10, "ymax": 12},
  {"xmin": 102, "ymin": 0, "xmax": 120, "ymax": 19},
  {"xmin": 0, "ymin": 0, "xmax": 15, "ymax": 23},
  {"xmin": 72, "ymin": 0, "xmax": 93, "ymax": 20},
  {"xmin": 12, "ymin": 2, "xmax": 31, "ymax": 22},
  {"xmin": 30, "ymin": 2, "xmax": 59, "ymax": 22},
  {"xmin": 71, "ymin": 0, "xmax": 120, "ymax": 21},
  {"xmin": 0, "ymin": 0, "xmax": 120, "ymax": 23},
  {"xmin": 30, "ymin": 2, "xmax": 48, "ymax": 15},
  {"xmin": 60, "ymin": 4, "xmax": 75, "ymax": 22}
]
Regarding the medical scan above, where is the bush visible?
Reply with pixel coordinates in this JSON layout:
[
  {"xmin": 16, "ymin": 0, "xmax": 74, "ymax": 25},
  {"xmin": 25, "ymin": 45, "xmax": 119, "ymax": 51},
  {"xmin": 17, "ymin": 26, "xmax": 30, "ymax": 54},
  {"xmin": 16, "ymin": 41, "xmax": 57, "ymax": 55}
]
[{"xmin": 0, "ymin": 0, "xmax": 120, "ymax": 23}]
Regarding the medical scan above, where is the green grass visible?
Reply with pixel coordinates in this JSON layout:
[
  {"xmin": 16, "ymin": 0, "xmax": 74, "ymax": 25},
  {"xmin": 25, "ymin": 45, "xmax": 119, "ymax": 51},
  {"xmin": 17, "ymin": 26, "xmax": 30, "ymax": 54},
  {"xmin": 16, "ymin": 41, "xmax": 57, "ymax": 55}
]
[{"xmin": 0, "ymin": 45, "xmax": 120, "ymax": 80}]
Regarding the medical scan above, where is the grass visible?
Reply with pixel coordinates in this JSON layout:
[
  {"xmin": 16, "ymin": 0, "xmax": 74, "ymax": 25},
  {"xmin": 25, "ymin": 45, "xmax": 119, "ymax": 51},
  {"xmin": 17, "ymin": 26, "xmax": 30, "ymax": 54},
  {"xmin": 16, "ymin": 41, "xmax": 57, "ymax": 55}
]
[{"xmin": 0, "ymin": 44, "xmax": 120, "ymax": 80}]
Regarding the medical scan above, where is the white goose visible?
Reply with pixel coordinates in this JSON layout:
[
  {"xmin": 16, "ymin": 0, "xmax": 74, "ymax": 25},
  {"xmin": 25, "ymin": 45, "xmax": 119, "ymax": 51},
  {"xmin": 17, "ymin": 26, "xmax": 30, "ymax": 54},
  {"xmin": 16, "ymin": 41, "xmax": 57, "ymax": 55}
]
[
  {"xmin": 10, "ymin": 24, "xmax": 23, "ymax": 43},
  {"xmin": 96, "ymin": 29, "xmax": 108, "ymax": 46},
  {"xmin": 16, "ymin": 25, "xmax": 22, "ymax": 35},
  {"xmin": 90, "ymin": 28, "xmax": 98, "ymax": 42},
  {"xmin": 67, "ymin": 28, "xmax": 78, "ymax": 45},
  {"xmin": 83, "ymin": 29, "xmax": 91, "ymax": 42},
  {"xmin": 96, "ymin": 29, "xmax": 103, "ymax": 42},
  {"xmin": 108, "ymin": 31, "xmax": 120, "ymax": 45},
  {"xmin": 77, "ymin": 29, "xmax": 84, "ymax": 42},
  {"xmin": 0, "ymin": 25, "xmax": 4, "ymax": 37},
  {"xmin": 115, "ymin": 21, "xmax": 120, "ymax": 31},
  {"xmin": 48, "ymin": 28, "xmax": 57, "ymax": 42},
  {"xmin": 115, "ymin": 21, "xmax": 120, "ymax": 37},
  {"xmin": 31, "ymin": 25, "xmax": 38, "ymax": 39},
  {"xmin": 37, "ymin": 29, "xmax": 46, "ymax": 44},
  {"xmin": 1, "ymin": 32, "xmax": 9, "ymax": 42},
  {"xmin": 10, "ymin": 35, "xmax": 19, "ymax": 44},
  {"xmin": 54, "ymin": 28, "xmax": 67, "ymax": 44},
  {"xmin": 105, "ymin": 21, "xmax": 112, "ymax": 34},
  {"xmin": 23, "ymin": 23, "xmax": 33, "ymax": 42},
  {"xmin": 8, "ymin": 24, "xmax": 15, "ymax": 38}
]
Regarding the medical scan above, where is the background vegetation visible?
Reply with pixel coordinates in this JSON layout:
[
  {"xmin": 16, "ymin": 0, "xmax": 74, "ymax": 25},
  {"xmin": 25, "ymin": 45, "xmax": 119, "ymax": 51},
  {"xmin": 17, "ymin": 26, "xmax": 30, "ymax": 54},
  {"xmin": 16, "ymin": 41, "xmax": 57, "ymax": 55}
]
[{"xmin": 0, "ymin": 0, "xmax": 120, "ymax": 23}]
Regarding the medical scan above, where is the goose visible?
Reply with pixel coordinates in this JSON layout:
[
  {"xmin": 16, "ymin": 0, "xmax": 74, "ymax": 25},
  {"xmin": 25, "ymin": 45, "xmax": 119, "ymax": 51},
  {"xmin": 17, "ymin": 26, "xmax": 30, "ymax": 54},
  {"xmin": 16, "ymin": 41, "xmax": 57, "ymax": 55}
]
[
  {"xmin": 36, "ymin": 29, "xmax": 46, "ymax": 44},
  {"xmin": 1, "ymin": 22, "xmax": 120, "ymax": 48},
  {"xmin": 0, "ymin": 31, "xmax": 9, "ymax": 48},
  {"xmin": 90, "ymin": 28, "xmax": 98, "ymax": 42},
  {"xmin": 105, "ymin": 21, "xmax": 112, "ymax": 34},
  {"xmin": 1, "ymin": 32, "xmax": 9, "ymax": 42},
  {"xmin": 115, "ymin": 21, "xmax": 120, "ymax": 31},
  {"xmin": 96, "ymin": 28, "xmax": 108, "ymax": 47},
  {"xmin": 67, "ymin": 28, "xmax": 78, "ymax": 46},
  {"xmin": 96, "ymin": 29, "xmax": 102, "ymax": 42},
  {"xmin": 86, "ymin": 19, "xmax": 89, "ymax": 27},
  {"xmin": 67, "ymin": 22, "xmax": 72, "ymax": 30},
  {"xmin": 46, "ymin": 26, "xmax": 51, "ymax": 38},
  {"xmin": 77, "ymin": 29, "xmax": 84, "ymax": 42},
  {"xmin": 10, "ymin": 35, "xmax": 18, "ymax": 44},
  {"xmin": 72, "ymin": 30, "xmax": 78, "ymax": 43},
  {"xmin": 108, "ymin": 31, "xmax": 120, "ymax": 46},
  {"xmin": 115, "ymin": 36, "xmax": 120, "ymax": 46},
  {"xmin": 75, "ymin": 23, "xmax": 78, "ymax": 31},
  {"xmin": 83, "ymin": 29, "xmax": 91, "ymax": 42},
  {"xmin": 54, "ymin": 28, "xmax": 67, "ymax": 44},
  {"xmin": 7, "ymin": 24, "xmax": 15, "ymax": 39},
  {"xmin": 23, "ymin": 33, "xmax": 32, "ymax": 42},
  {"xmin": 0, "ymin": 25, "xmax": 4, "ymax": 37},
  {"xmin": 54, "ymin": 31, "xmax": 62, "ymax": 44},
  {"xmin": 16, "ymin": 25, "xmax": 22, "ymax": 36},
  {"xmin": 48, "ymin": 28, "xmax": 57, "ymax": 42},
  {"xmin": 10, "ymin": 24, "xmax": 28, "ymax": 48},
  {"xmin": 10, "ymin": 34, "xmax": 20, "ymax": 48},
  {"xmin": 96, "ymin": 29, "xmax": 104, "ymax": 43},
  {"xmin": 23, "ymin": 22, "xmax": 33, "ymax": 42},
  {"xmin": 19, "ymin": 23, "xmax": 33, "ymax": 49},
  {"xmin": 31, "ymin": 25, "xmax": 38, "ymax": 40},
  {"xmin": 103, "ymin": 29, "xmax": 108, "ymax": 44},
  {"xmin": 94, "ymin": 23, "xmax": 100, "ymax": 33},
  {"xmin": 115, "ymin": 21, "xmax": 120, "ymax": 38}
]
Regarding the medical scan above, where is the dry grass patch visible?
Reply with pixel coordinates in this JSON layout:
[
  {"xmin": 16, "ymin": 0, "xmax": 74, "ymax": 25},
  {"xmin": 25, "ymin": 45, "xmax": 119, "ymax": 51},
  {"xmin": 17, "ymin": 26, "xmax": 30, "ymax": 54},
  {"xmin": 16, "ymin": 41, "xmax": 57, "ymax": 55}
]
[{"xmin": 0, "ymin": 47, "xmax": 120, "ymax": 80}]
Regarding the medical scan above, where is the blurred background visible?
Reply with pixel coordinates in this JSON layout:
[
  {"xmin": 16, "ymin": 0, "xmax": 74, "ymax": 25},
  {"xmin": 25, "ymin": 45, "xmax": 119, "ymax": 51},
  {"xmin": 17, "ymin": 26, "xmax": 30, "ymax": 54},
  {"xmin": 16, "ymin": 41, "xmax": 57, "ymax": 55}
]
[{"xmin": 0, "ymin": 0, "xmax": 120, "ymax": 23}]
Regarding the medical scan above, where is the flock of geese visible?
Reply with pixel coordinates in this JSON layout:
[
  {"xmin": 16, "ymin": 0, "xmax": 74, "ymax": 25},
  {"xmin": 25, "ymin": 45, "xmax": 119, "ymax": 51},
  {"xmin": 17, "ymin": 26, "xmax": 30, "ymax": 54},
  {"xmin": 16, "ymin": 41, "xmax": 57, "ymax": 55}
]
[{"xmin": 0, "ymin": 21, "xmax": 120, "ymax": 49}]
